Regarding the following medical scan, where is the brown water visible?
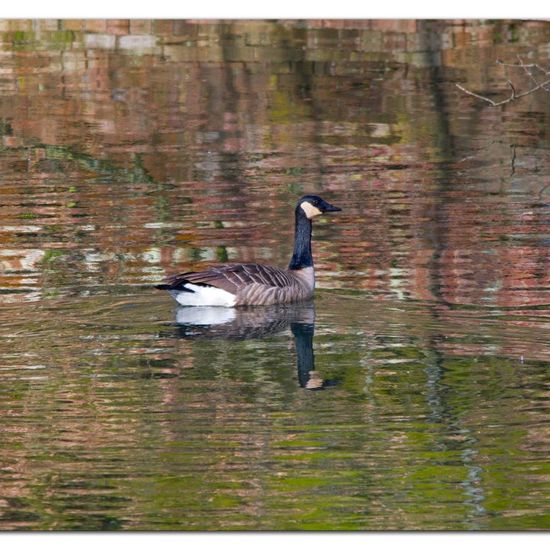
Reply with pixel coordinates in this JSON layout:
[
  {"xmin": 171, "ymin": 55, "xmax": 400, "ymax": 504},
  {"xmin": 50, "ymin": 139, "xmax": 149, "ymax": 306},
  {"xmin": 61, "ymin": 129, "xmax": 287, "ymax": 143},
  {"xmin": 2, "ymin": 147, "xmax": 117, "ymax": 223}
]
[{"xmin": 0, "ymin": 19, "xmax": 549, "ymax": 531}]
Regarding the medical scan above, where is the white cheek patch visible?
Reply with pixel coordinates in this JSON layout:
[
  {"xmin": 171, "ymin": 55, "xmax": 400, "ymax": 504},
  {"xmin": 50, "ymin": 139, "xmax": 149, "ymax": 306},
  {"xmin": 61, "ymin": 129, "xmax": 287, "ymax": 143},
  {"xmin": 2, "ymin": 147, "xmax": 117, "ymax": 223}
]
[{"xmin": 300, "ymin": 201, "xmax": 322, "ymax": 219}]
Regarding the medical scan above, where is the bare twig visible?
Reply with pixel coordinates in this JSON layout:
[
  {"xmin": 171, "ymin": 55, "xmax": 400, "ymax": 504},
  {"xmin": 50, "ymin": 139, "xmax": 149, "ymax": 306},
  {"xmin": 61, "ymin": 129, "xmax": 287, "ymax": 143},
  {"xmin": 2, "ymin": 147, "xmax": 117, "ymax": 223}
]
[
  {"xmin": 456, "ymin": 77, "xmax": 550, "ymax": 106},
  {"xmin": 497, "ymin": 57, "xmax": 550, "ymax": 76},
  {"xmin": 507, "ymin": 55, "xmax": 550, "ymax": 92},
  {"xmin": 455, "ymin": 83, "xmax": 503, "ymax": 106},
  {"xmin": 456, "ymin": 57, "xmax": 550, "ymax": 106},
  {"xmin": 506, "ymin": 80, "xmax": 517, "ymax": 99}
]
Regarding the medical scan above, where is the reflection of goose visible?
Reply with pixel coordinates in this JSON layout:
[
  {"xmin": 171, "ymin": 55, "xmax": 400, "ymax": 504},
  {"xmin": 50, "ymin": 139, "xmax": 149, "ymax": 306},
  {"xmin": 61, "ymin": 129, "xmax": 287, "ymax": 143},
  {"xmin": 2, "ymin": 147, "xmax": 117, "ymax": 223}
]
[
  {"xmin": 170, "ymin": 304, "xmax": 304, "ymax": 340},
  {"xmin": 161, "ymin": 303, "xmax": 337, "ymax": 390},
  {"xmin": 155, "ymin": 195, "xmax": 341, "ymax": 306}
]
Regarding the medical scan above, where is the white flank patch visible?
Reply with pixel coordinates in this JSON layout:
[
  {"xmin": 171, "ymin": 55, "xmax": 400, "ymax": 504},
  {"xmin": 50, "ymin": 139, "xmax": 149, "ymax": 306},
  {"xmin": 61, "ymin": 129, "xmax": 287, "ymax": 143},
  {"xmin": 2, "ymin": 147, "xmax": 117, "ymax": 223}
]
[
  {"xmin": 176, "ymin": 306, "xmax": 236, "ymax": 325},
  {"xmin": 173, "ymin": 283, "xmax": 237, "ymax": 307}
]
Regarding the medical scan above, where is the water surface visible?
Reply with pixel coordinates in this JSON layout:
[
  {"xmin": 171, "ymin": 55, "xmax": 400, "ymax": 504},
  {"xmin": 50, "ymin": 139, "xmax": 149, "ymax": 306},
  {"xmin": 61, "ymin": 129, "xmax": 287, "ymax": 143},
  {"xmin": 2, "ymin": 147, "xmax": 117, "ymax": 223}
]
[{"xmin": 0, "ymin": 19, "xmax": 549, "ymax": 530}]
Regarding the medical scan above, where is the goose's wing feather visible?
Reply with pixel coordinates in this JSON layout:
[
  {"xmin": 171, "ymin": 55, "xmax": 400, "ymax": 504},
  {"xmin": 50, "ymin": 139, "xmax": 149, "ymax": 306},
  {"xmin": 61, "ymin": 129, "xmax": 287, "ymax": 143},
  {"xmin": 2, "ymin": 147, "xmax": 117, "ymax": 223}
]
[{"xmin": 159, "ymin": 263, "xmax": 295, "ymax": 294}]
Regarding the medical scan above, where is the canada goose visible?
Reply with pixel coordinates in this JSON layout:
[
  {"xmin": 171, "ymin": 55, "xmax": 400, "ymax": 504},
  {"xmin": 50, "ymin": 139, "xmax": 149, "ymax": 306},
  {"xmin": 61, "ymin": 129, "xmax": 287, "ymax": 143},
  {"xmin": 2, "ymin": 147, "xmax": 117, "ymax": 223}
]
[{"xmin": 155, "ymin": 195, "xmax": 341, "ymax": 307}]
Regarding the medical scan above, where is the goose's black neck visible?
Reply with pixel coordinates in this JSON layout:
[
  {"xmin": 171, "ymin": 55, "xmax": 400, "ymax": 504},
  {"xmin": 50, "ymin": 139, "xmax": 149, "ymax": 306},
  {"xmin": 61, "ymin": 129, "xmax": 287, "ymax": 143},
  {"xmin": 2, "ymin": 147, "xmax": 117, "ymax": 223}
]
[{"xmin": 288, "ymin": 206, "xmax": 313, "ymax": 270}]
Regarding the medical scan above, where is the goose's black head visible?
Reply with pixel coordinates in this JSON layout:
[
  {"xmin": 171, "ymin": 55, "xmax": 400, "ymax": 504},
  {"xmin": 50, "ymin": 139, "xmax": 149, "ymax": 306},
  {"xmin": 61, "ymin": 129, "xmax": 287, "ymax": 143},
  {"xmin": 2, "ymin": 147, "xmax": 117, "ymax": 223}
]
[{"xmin": 297, "ymin": 195, "xmax": 342, "ymax": 219}]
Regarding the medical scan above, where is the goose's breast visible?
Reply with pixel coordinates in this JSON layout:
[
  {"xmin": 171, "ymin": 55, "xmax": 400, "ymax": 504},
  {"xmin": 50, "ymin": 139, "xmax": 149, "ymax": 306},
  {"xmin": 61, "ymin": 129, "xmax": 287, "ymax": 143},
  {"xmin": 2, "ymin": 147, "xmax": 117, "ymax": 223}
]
[{"xmin": 290, "ymin": 267, "xmax": 315, "ymax": 292}]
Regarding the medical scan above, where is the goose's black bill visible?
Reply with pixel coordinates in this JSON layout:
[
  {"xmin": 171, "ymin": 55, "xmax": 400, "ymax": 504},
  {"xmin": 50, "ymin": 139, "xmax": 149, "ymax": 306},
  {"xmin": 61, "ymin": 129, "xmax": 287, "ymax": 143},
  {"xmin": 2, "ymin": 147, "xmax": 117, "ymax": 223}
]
[{"xmin": 320, "ymin": 200, "xmax": 341, "ymax": 213}]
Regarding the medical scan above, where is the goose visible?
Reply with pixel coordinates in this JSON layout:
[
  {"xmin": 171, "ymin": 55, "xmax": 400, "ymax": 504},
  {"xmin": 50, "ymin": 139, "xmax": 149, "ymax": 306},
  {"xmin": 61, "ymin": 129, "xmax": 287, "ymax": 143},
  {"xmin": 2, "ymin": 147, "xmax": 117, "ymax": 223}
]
[{"xmin": 154, "ymin": 195, "xmax": 341, "ymax": 307}]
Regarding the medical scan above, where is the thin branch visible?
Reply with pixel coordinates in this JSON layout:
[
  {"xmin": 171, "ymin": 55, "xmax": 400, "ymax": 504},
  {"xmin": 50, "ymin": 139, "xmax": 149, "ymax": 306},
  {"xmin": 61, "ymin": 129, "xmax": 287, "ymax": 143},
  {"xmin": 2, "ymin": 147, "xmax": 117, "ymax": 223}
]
[
  {"xmin": 508, "ymin": 55, "xmax": 550, "ymax": 92},
  {"xmin": 456, "ymin": 77, "xmax": 550, "ymax": 106},
  {"xmin": 455, "ymin": 83, "xmax": 502, "ymax": 106},
  {"xmin": 457, "ymin": 57, "xmax": 550, "ymax": 106},
  {"xmin": 506, "ymin": 80, "xmax": 517, "ymax": 99},
  {"xmin": 497, "ymin": 57, "xmax": 550, "ymax": 76}
]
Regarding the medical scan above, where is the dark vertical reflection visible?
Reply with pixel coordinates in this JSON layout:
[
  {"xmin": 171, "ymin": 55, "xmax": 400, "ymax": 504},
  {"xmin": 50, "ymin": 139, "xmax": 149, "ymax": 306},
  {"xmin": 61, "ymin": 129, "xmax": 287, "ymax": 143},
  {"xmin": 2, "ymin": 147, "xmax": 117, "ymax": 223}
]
[
  {"xmin": 417, "ymin": 20, "xmax": 488, "ymax": 526},
  {"xmin": 292, "ymin": 321, "xmax": 316, "ymax": 388},
  {"xmin": 291, "ymin": 320, "xmax": 336, "ymax": 390},
  {"xmin": 417, "ymin": 20, "xmax": 455, "ymax": 307}
]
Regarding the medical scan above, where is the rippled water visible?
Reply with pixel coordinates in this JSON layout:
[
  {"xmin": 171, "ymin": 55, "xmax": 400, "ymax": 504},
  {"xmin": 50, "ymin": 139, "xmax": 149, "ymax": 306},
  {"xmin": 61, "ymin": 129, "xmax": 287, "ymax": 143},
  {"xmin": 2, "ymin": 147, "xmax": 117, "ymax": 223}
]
[{"xmin": 0, "ymin": 19, "xmax": 549, "ymax": 531}]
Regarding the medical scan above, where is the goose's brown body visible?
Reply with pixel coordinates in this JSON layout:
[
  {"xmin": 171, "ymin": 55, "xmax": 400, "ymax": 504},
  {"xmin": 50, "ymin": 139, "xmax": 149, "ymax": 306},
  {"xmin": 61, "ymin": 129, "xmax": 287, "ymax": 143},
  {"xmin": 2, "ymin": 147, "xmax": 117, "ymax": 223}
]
[{"xmin": 161, "ymin": 264, "xmax": 315, "ymax": 306}]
